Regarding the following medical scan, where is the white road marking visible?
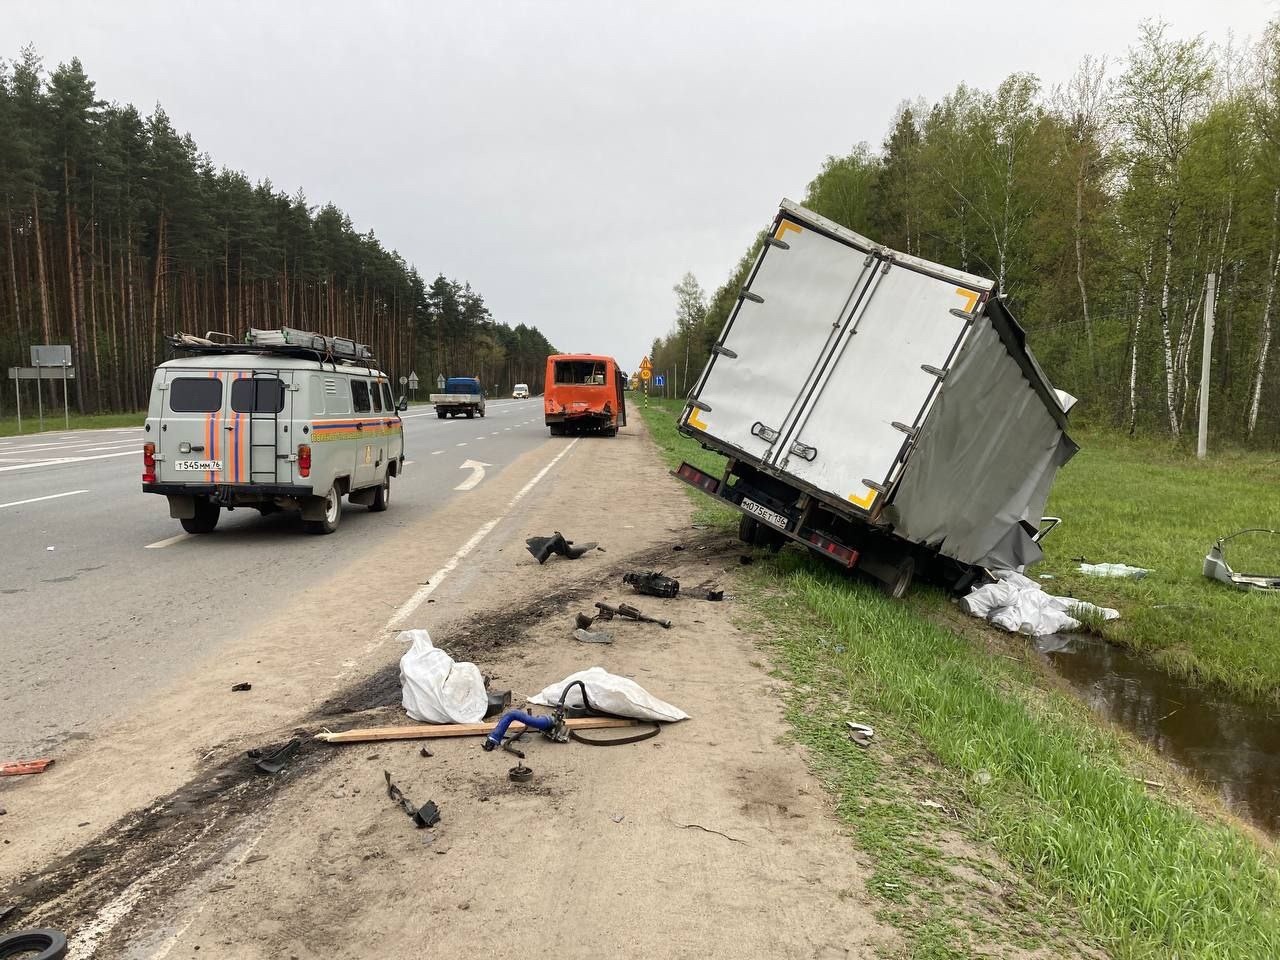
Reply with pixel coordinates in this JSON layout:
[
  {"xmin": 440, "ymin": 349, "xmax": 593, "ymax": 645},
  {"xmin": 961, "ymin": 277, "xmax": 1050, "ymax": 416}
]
[
  {"xmin": 0, "ymin": 450, "xmax": 137, "ymax": 473},
  {"xmin": 431, "ymin": 450, "xmax": 443, "ymax": 455},
  {"xmin": 453, "ymin": 458, "xmax": 492, "ymax": 491},
  {"xmin": 456, "ymin": 442, "xmax": 467, "ymax": 447},
  {"xmin": 382, "ymin": 437, "xmax": 580, "ymax": 633},
  {"xmin": 0, "ymin": 489, "xmax": 89, "ymax": 510},
  {"xmin": 144, "ymin": 533, "xmax": 189, "ymax": 549}
]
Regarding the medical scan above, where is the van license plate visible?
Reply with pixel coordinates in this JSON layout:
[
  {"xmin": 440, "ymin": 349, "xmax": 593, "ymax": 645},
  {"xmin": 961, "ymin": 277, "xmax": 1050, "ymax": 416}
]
[
  {"xmin": 175, "ymin": 460, "xmax": 223, "ymax": 472},
  {"xmin": 741, "ymin": 497, "xmax": 788, "ymax": 531}
]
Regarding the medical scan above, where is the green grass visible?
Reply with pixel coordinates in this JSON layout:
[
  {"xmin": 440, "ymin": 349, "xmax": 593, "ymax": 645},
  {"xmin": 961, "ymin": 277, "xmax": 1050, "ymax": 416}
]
[
  {"xmin": 1041, "ymin": 431, "xmax": 1280, "ymax": 701},
  {"xmin": 640, "ymin": 399, "xmax": 1280, "ymax": 960},
  {"xmin": 0, "ymin": 410, "xmax": 145, "ymax": 437}
]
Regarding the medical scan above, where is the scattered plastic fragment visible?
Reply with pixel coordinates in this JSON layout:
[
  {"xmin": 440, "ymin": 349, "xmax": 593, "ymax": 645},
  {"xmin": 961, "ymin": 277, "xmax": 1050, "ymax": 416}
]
[{"xmin": 574, "ymin": 627, "xmax": 614, "ymax": 644}]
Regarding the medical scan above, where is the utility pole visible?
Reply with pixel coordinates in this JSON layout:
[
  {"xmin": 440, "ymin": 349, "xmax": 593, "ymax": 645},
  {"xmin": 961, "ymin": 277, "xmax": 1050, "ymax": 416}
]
[{"xmin": 1197, "ymin": 272, "xmax": 1216, "ymax": 460}]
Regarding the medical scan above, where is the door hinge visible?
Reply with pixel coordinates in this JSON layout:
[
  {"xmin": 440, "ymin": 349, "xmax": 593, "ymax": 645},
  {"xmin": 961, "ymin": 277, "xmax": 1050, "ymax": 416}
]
[
  {"xmin": 765, "ymin": 236, "xmax": 790, "ymax": 250},
  {"xmin": 950, "ymin": 307, "xmax": 975, "ymax": 319},
  {"xmin": 689, "ymin": 398, "xmax": 712, "ymax": 412},
  {"xmin": 921, "ymin": 364, "xmax": 946, "ymax": 379},
  {"xmin": 891, "ymin": 421, "xmax": 916, "ymax": 437},
  {"xmin": 740, "ymin": 290, "xmax": 764, "ymax": 304},
  {"xmin": 860, "ymin": 478, "xmax": 887, "ymax": 494},
  {"xmin": 712, "ymin": 343, "xmax": 738, "ymax": 359}
]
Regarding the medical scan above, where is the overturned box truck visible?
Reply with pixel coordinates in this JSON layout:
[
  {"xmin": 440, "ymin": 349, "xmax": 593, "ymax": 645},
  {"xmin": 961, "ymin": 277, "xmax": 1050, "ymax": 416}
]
[{"xmin": 675, "ymin": 200, "xmax": 1078, "ymax": 597}]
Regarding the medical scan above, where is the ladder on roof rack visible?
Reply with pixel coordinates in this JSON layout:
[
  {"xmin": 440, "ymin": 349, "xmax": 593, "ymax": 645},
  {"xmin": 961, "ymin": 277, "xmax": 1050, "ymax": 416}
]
[{"xmin": 246, "ymin": 327, "xmax": 373, "ymax": 363}]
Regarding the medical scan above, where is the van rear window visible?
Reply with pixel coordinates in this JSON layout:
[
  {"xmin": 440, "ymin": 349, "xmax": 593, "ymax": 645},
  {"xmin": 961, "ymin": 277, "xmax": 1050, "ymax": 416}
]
[
  {"xmin": 230, "ymin": 377, "xmax": 285, "ymax": 414},
  {"xmin": 554, "ymin": 361, "xmax": 606, "ymax": 385},
  {"xmin": 169, "ymin": 377, "xmax": 222, "ymax": 412}
]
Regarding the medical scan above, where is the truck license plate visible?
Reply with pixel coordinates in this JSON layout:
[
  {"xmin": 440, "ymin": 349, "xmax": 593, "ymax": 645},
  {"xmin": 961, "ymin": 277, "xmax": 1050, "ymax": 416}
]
[
  {"xmin": 741, "ymin": 497, "xmax": 788, "ymax": 531},
  {"xmin": 175, "ymin": 460, "xmax": 223, "ymax": 472}
]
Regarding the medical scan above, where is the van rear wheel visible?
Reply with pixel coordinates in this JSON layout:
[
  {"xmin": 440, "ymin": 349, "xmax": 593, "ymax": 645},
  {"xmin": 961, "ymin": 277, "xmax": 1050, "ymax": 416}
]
[
  {"xmin": 369, "ymin": 476, "xmax": 390, "ymax": 512},
  {"xmin": 304, "ymin": 484, "xmax": 342, "ymax": 534},
  {"xmin": 180, "ymin": 497, "xmax": 220, "ymax": 535}
]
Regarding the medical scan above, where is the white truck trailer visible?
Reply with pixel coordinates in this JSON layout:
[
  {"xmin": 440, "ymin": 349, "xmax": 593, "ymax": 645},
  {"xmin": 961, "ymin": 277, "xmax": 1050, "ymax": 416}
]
[{"xmin": 674, "ymin": 200, "xmax": 1077, "ymax": 596}]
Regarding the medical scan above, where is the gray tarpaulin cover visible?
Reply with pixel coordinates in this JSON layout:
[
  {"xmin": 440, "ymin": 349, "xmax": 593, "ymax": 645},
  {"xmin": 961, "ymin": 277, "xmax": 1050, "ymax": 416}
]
[{"xmin": 890, "ymin": 301, "xmax": 1076, "ymax": 570}]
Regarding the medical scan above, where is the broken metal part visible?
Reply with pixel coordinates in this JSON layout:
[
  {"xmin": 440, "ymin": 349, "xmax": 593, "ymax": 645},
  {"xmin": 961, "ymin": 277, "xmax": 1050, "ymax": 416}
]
[
  {"xmin": 594, "ymin": 601, "xmax": 672, "ymax": 629},
  {"xmin": 0, "ymin": 928, "xmax": 67, "ymax": 960},
  {"xmin": 574, "ymin": 627, "xmax": 614, "ymax": 644},
  {"xmin": 384, "ymin": 770, "xmax": 441, "ymax": 828},
  {"xmin": 1203, "ymin": 529, "xmax": 1280, "ymax": 591},
  {"xmin": 231, "ymin": 682, "xmax": 252, "ymax": 692},
  {"xmin": 623, "ymin": 571, "xmax": 680, "ymax": 598},
  {"xmin": 574, "ymin": 611, "xmax": 597, "ymax": 630},
  {"xmin": 252, "ymin": 738, "xmax": 300, "ymax": 776},
  {"xmin": 485, "ymin": 690, "xmax": 513, "ymax": 719},
  {"xmin": 0, "ymin": 904, "xmax": 17, "ymax": 925},
  {"xmin": 508, "ymin": 764, "xmax": 534, "ymax": 783},
  {"xmin": 525, "ymin": 531, "xmax": 599, "ymax": 564}
]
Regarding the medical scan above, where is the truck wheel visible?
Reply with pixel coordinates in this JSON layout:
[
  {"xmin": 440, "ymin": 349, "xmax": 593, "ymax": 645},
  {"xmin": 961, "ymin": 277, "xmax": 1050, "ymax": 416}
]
[
  {"xmin": 604, "ymin": 426, "xmax": 618, "ymax": 437},
  {"xmin": 180, "ymin": 497, "xmax": 220, "ymax": 534},
  {"xmin": 437, "ymin": 409, "xmax": 446, "ymax": 419},
  {"xmin": 549, "ymin": 423, "xmax": 564, "ymax": 436},
  {"xmin": 479, "ymin": 408, "xmax": 485, "ymax": 418},
  {"xmin": 466, "ymin": 409, "xmax": 475, "ymax": 419},
  {"xmin": 738, "ymin": 515, "xmax": 759, "ymax": 546},
  {"xmin": 860, "ymin": 553, "xmax": 915, "ymax": 599},
  {"xmin": 369, "ymin": 476, "xmax": 391, "ymax": 512},
  {"xmin": 304, "ymin": 484, "xmax": 342, "ymax": 534}
]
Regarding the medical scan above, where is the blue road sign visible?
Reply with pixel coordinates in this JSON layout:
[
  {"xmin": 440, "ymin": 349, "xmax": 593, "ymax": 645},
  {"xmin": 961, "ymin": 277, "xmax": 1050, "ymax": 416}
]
[{"xmin": 654, "ymin": 374, "xmax": 666, "ymax": 387}]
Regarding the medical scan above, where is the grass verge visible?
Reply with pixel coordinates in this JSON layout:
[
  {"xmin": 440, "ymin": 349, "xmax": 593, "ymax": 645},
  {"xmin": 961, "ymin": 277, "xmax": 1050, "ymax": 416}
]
[
  {"xmin": 0, "ymin": 410, "xmax": 144, "ymax": 437},
  {"xmin": 639, "ymin": 399, "xmax": 1280, "ymax": 960}
]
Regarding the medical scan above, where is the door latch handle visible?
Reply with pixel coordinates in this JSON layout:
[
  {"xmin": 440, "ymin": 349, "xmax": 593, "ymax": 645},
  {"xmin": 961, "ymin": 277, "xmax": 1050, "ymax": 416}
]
[{"xmin": 789, "ymin": 440, "xmax": 817, "ymax": 462}]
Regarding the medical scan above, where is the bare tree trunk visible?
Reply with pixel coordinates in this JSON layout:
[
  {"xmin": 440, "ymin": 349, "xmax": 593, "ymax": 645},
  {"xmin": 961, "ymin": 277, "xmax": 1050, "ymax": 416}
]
[
  {"xmin": 1073, "ymin": 163, "xmax": 1096, "ymax": 377},
  {"xmin": 1128, "ymin": 253, "xmax": 1152, "ymax": 435},
  {"xmin": 150, "ymin": 211, "xmax": 166, "ymax": 369},
  {"xmin": 1247, "ymin": 193, "xmax": 1280, "ymax": 438},
  {"xmin": 33, "ymin": 189, "xmax": 52, "ymax": 343},
  {"xmin": 5, "ymin": 203, "xmax": 21, "ymax": 348},
  {"xmin": 1158, "ymin": 210, "xmax": 1179, "ymax": 437}
]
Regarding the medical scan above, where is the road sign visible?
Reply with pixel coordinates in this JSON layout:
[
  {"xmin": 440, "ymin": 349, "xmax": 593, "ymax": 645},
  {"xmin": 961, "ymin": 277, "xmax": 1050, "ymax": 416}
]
[
  {"xmin": 408, "ymin": 372, "xmax": 420, "ymax": 390},
  {"xmin": 437, "ymin": 374, "xmax": 446, "ymax": 390},
  {"xmin": 639, "ymin": 367, "xmax": 651, "ymax": 382},
  {"xmin": 9, "ymin": 367, "xmax": 76, "ymax": 381},
  {"xmin": 31, "ymin": 344, "xmax": 71, "ymax": 367},
  {"xmin": 399, "ymin": 376, "xmax": 408, "ymax": 385},
  {"xmin": 654, "ymin": 374, "xmax": 665, "ymax": 387},
  {"xmin": 639, "ymin": 356, "xmax": 652, "ymax": 373}
]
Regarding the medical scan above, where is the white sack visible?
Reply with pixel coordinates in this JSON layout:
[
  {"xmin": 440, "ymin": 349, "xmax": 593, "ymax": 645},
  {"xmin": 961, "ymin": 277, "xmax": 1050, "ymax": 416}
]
[
  {"xmin": 529, "ymin": 667, "xmax": 689, "ymax": 722},
  {"xmin": 398, "ymin": 629, "xmax": 488, "ymax": 724},
  {"xmin": 1078, "ymin": 562, "xmax": 1151, "ymax": 580},
  {"xmin": 961, "ymin": 570, "xmax": 1119, "ymax": 637}
]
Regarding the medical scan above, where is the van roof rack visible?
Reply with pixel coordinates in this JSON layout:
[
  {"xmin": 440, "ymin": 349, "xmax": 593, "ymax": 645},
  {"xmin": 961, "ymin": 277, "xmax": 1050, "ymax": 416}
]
[{"xmin": 167, "ymin": 327, "xmax": 377, "ymax": 367}]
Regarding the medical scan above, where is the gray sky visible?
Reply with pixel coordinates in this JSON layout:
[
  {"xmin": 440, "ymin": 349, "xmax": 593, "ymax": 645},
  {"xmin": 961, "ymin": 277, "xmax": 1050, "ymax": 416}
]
[{"xmin": 4, "ymin": 0, "xmax": 1273, "ymax": 369}]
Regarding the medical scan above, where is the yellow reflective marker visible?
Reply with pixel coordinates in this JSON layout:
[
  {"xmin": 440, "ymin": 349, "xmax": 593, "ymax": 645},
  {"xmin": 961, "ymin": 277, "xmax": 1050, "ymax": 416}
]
[
  {"xmin": 955, "ymin": 287, "xmax": 979, "ymax": 314},
  {"xmin": 775, "ymin": 220, "xmax": 802, "ymax": 241},
  {"xmin": 847, "ymin": 488, "xmax": 877, "ymax": 509},
  {"xmin": 687, "ymin": 408, "xmax": 709, "ymax": 431}
]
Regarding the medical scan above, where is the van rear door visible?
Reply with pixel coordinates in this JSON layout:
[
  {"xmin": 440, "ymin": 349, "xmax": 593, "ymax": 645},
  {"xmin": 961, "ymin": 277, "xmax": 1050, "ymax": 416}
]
[
  {"xmin": 227, "ymin": 371, "xmax": 293, "ymax": 485},
  {"xmin": 158, "ymin": 370, "xmax": 228, "ymax": 484},
  {"xmin": 682, "ymin": 208, "xmax": 877, "ymax": 465}
]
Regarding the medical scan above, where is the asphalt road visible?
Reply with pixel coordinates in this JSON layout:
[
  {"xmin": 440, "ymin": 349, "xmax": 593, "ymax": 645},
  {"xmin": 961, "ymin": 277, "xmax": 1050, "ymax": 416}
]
[{"xmin": 0, "ymin": 397, "xmax": 548, "ymax": 755}]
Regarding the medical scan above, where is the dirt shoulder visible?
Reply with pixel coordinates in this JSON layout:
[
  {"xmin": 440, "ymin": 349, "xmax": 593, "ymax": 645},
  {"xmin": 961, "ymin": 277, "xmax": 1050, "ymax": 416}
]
[{"xmin": 2, "ymin": 419, "xmax": 903, "ymax": 959}]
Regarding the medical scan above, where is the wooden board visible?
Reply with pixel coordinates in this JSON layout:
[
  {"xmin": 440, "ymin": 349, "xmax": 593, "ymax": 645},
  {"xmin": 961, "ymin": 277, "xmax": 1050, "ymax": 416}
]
[{"xmin": 315, "ymin": 716, "xmax": 638, "ymax": 744}]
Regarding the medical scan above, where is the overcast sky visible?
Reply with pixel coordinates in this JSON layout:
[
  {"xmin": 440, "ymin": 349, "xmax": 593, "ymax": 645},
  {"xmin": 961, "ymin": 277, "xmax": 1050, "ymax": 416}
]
[{"xmin": 4, "ymin": 0, "xmax": 1274, "ymax": 369}]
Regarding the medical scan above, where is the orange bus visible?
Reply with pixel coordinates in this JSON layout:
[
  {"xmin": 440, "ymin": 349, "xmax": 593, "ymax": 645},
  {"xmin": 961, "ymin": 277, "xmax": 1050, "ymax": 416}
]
[{"xmin": 543, "ymin": 354, "xmax": 627, "ymax": 436}]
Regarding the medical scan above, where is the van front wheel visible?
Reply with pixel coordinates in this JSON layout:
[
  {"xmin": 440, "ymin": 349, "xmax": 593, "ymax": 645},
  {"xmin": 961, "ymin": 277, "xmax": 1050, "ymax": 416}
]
[
  {"xmin": 304, "ymin": 485, "xmax": 342, "ymax": 534},
  {"xmin": 180, "ymin": 498, "xmax": 220, "ymax": 534}
]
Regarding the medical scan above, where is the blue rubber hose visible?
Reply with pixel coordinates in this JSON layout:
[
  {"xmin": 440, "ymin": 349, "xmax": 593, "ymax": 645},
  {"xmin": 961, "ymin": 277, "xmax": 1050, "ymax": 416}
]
[{"xmin": 482, "ymin": 710, "xmax": 554, "ymax": 751}]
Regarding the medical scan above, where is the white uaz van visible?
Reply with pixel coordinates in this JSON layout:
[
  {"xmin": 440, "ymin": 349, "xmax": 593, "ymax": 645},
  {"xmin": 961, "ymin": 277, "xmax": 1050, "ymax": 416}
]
[
  {"xmin": 142, "ymin": 328, "xmax": 406, "ymax": 535},
  {"xmin": 513, "ymin": 383, "xmax": 530, "ymax": 399}
]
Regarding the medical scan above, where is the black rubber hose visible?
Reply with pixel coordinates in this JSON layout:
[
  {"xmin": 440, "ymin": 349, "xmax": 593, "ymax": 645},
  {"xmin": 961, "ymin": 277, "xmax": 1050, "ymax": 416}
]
[
  {"xmin": 556, "ymin": 679, "xmax": 596, "ymax": 716},
  {"xmin": 0, "ymin": 929, "xmax": 68, "ymax": 960}
]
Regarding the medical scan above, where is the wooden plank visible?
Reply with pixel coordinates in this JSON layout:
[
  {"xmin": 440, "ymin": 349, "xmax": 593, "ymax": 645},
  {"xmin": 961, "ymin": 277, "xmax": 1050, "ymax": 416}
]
[{"xmin": 315, "ymin": 716, "xmax": 638, "ymax": 744}]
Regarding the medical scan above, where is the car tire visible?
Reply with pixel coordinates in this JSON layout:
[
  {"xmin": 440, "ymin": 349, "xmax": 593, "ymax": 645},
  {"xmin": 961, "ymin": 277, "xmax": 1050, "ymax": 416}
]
[
  {"xmin": 180, "ymin": 497, "xmax": 220, "ymax": 534},
  {"xmin": 369, "ymin": 476, "xmax": 390, "ymax": 512},
  {"xmin": 0, "ymin": 929, "xmax": 68, "ymax": 960},
  {"xmin": 437, "ymin": 410, "xmax": 446, "ymax": 419},
  {"xmin": 303, "ymin": 484, "xmax": 342, "ymax": 534}
]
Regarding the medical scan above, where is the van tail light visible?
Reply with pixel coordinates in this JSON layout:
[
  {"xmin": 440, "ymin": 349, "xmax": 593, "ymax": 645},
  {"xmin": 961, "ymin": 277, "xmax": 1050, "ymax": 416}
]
[
  {"xmin": 142, "ymin": 442, "xmax": 156, "ymax": 484},
  {"xmin": 298, "ymin": 444, "xmax": 312, "ymax": 478}
]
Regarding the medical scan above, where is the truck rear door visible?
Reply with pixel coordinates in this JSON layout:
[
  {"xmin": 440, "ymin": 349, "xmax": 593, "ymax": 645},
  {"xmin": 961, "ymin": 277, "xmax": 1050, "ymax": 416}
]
[
  {"xmin": 682, "ymin": 208, "xmax": 877, "ymax": 465},
  {"xmin": 775, "ymin": 260, "xmax": 991, "ymax": 513},
  {"xmin": 158, "ymin": 370, "xmax": 228, "ymax": 483}
]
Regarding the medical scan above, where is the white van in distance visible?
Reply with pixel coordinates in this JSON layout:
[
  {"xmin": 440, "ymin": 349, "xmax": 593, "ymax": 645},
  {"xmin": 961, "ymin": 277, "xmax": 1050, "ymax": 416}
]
[
  {"xmin": 142, "ymin": 328, "xmax": 406, "ymax": 535},
  {"xmin": 513, "ymin": 383, "xmax": 530, "ymax": 399}
]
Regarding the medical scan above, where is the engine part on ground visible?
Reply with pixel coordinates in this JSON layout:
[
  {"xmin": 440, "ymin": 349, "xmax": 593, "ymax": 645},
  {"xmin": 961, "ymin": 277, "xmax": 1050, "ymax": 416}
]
[
  {"xmin": 569, "ymin": 722, "xmax": 662, "ymax": 747},
  {"xmin": 574, "ymin": 627, "xmax": 614, "ymax": 644},
  {"xmin": 485, "ymin": 689, "xmax": 513, "ymax": 719},
  {"xmin": 482, "ymin": 710, "xmax": 566, "ymax": 752},
  {"xmin": 574, "ymin": 611, "xmax": 597, "ymax": 630},
  {"xmin": 384, "ymin": 770, "xmax": 441, "ymax": 828},
  {"xmin": 0, "ymin": 759, "xmax": 53, "ymax": 777},
  {"xmin": 252, "ymin": 738, "xmax": 301, "ymax": 776},
  {"xmin": 1203, "ymin": 529, "xmax": 1280, "ymax": 591},
  {"xmin": 0, "ymin": 928, "xmax": 67, "ymax": 960},
  {"xmin": 594, "ymin": 601, "xmax": 672, "ymax": 629},
  {"xmin": 623, "ymin": 570, "xmax": 680, "ymax": 598},
  {"xmin": 508, "ymin": 763, "xmax": 534, "ymax": 783},
  {"xmin": 525, "ymin": 531, "xmax": 599, "ymax": 564}
]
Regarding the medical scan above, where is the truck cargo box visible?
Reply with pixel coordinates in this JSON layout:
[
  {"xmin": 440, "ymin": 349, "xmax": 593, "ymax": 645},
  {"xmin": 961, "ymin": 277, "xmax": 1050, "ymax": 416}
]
[{"xmin": 676, "ymin": 200, "xmax": 1076, "ymax": 594}]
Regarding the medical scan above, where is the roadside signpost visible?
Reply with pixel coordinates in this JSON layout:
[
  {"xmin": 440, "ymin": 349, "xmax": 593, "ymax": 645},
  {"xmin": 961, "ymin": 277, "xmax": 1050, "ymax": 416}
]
[
  {"xmin": 436, "ymin": 373, "xmax": 446, "ymax": 391},
  {"xmin": 8, "ymin": 345, "xmax": 74, "ymax": 433},
  {"xmin": 408, "ymin": 371, "xmax": 420, "ymax": 400},
  {"xmin": 639, "ymin": 356, "xmax": 652, "ymax": 407}
]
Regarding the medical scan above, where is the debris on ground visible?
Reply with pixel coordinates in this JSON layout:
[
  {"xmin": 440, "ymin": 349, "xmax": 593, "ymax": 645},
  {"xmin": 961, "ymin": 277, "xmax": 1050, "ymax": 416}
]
[
  {"xmin": 960, "ymin": 570, "xmax": 1119, "ymax": 637},
  {"xmin": 574, "ymin": 611, "xmax": 596, "ymax": 630},
  {"xmin": 508, "ymin": 764, "xmax": 533, "ymax": 783},
  {"xmin": 384, "ymin": 770, "xmax": 441, "ymax": 828},
  {"xmin": 315, "ymin": 716, "xmax": 639, "ymax": 744},
  {"xmin": 1203, "ymin": 529, "xmax": 1280, "ymax": 591},
  {"xmin": 0, "ymin": 904, "xmax": 17, "ymax": 923},
  {"xmin": 484, "ymin": 689, "xmax": 512, "ymax": 718},
  {"xmin": 574, "ymin": 627, "xmax": 614, "ymax": 644},
  {"xmin": 846, "ymin": 722, "xmax": 875, "ymax": 749},
  {"xmin": 419, "ymin": 747, "xmax": 433, "ymax": 758},
  {"xmin": 525, "ymin": 531, "xmax": 599, "ymax": 564},
  {"xmin": 252, "ymin": 738, "xmax": 301, "ymax": 776},
  {"xmin": 739, "ymin": 555, "xmax": 753, "ymax": 565},
  {"xmin": 0, "ymin": 928, "xmax": 67, "ymax": 958},
  {"xmin": 399, "ymin": 629, "xmax": 487, "ymax": 724},
  {"xmin": 230, "ymin": 682, "xmax": 252, "ymax": 692},
  {"xmin": 530, "ymin": 667, "xmax": 689, "ymax": 721},
  {"xmin": 594, "ymin": 600, "xmax": 672, "ymax": 629},
  {"xmin": 1, "ymin": 759, "xmax": 53, "ymax": 777},
  {"xmin": 623, "ymin": 570, "xmax": 680, "ymax": 598},
  {"xmin": 1078, "ymin": 562, "xmax": 1151, "ymax": 579}
]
